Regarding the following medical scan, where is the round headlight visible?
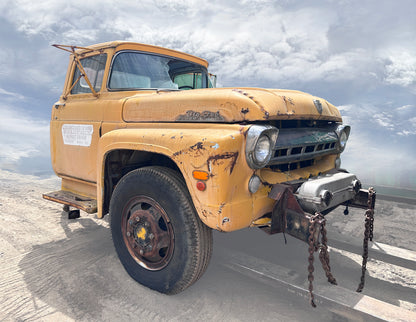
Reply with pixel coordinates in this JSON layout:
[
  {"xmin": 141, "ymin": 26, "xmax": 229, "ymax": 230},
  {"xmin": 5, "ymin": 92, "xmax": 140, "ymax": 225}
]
[
  {"xmin": 245, "ymin": 125, "xmax": 279, "ymax": 169},
  {"xmin": 336, "ymin": 125, "xmax": 350, "ymax": 152},
  {"xmin": 254, "ymin": 135, "xmax": 271, "ymax": 163},
  {"xmin": 339, "ymin": 131, "xmax": 348, "ymax": 151}
]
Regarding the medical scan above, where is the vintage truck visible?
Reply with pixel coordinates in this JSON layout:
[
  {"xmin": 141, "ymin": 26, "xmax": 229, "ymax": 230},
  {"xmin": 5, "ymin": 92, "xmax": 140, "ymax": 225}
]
[{"xmin": 44, "ymin": 41, "xmax": 375, "ymax": 304}]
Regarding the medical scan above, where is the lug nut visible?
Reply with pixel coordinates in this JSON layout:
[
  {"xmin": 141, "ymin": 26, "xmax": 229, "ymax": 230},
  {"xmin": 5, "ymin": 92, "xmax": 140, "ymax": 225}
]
[
  {"xmin": 149, "ymin": 233, "xmax": 154, "ymax": 240},
  {"xmin": 126, "ymin": 231, "xmax": 131, "ymax": 237},
  {"xmin": 139, "ymin": 249, "xmax": 144, "ymax": 255}
]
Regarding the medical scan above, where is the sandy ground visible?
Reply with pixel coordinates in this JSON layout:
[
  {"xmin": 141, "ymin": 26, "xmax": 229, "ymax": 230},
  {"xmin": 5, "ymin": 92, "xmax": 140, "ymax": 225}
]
[{"xmin": 0, "ymin": 169, "xmax": 415, "ymax": 321}]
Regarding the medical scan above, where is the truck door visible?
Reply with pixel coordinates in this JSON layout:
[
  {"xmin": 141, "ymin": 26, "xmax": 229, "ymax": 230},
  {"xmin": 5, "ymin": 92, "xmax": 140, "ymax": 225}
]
[{"xmin": 51, "ymin": 53, "xmax": 107, "ymax": 184}]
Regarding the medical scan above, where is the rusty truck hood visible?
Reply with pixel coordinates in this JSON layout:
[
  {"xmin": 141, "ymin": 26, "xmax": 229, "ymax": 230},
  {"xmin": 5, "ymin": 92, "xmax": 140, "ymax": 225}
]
[{"xmin": 122, "ymin": 87, "xmax": 342, "ymax": 123}]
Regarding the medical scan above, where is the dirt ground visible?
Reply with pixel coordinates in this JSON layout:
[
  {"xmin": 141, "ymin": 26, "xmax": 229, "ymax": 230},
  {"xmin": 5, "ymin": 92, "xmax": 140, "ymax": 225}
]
[
  {"xmin": 325, "ymin": 193, "xmax": 416, "ymax": 252},
  {"xmin": 0, "ymin": 169, "xmax": 415, "ymax": 321}
]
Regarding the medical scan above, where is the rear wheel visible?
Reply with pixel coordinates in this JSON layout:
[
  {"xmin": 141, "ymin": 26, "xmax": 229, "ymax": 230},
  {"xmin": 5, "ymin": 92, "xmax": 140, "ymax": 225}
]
[{"xmin": 110, "ymin": 166, "xmax": 213, "ymax": 294}]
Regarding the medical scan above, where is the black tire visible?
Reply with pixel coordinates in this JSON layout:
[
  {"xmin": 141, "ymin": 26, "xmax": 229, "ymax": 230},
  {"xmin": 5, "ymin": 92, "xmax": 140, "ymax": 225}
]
[{"xmin": 110, "ymin": 166, "xmax": 213, "ymax": 294}]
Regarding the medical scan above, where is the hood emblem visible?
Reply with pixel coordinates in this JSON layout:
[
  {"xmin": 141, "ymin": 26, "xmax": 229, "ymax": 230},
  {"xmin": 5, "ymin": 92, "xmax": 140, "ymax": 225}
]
[{"xmin": 313, "ymin": 99, "xmax": 323, "ymax": 114}]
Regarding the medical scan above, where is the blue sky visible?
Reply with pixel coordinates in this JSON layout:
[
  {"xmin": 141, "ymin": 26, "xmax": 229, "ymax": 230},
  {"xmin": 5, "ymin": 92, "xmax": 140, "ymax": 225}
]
[{"xmin": 0, "ymin": 0, "xmax": 415, "ymax": 189}]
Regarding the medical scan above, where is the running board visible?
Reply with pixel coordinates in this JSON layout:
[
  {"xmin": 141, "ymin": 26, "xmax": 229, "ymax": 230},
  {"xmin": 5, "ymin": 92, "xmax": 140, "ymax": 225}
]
[{"xmin": 43, "ymin": 190, "xmax": 97, "ymax": 214}]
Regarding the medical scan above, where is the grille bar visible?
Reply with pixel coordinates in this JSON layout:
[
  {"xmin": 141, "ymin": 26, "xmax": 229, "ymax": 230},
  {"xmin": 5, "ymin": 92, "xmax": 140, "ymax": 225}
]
[{"xmin": 268, "ymin": 127, "xmax": 338, "ymax": 167}]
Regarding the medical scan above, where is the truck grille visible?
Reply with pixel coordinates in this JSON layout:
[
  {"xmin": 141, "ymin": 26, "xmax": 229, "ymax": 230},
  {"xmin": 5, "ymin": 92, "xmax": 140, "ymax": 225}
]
[{"xmin": 268, "ymin": 127, "xmax": 338, "ymax": 171}]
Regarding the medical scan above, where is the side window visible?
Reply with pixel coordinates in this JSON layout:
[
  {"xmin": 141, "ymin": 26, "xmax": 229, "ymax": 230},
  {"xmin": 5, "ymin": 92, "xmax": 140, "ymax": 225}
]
[
  {"xmin": 71, "ymin": 54, "xmax": 107, "ymax": 94},
  {"xmin": 173, "ymin": 74, "xmax": 194, "ymax": 89},
  {"xmin": 173, "ymin": 73, "xmax": 205, "ymax": 90}
]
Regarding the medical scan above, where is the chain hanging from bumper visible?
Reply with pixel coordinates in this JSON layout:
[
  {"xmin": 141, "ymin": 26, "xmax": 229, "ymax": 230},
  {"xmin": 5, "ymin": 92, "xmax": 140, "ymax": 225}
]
[
  {"xmin": 307, "ymin": 213, "xmax": 337, "ymax": 307},
  {"xmin": 356, "ymin": 187, "xmax": 375, "ymax": 292},
  {"xmin": 307, "ymin": 188, "xmax": 376, "ymax": 307}
]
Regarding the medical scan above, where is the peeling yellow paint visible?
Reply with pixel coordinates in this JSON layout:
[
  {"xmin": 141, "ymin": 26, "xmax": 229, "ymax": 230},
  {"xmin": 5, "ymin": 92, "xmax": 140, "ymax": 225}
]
[
  {"xmin": 136, "ymin": 227, "xmax": 146, "ymax": 240},
  {"xmin": 49, "ymin": 41, "xmax": 343, "ymax": 232}
]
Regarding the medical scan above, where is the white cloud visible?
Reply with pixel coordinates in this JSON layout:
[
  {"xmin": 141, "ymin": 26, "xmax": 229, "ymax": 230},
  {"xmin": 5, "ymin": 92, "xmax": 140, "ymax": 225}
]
[
  {"xmin": 374, "ymin": 112, "xmax": 394, "ymax": 131},
  {"xmin": 0, "ymin": 88, "xmax": 25, "ymax": 100},
  {"xmin": 340, "ymin": 102, "xmax": 416, "ymax": 137},
  {"xmin": 0, "ymin": 47, "xmax": 16, "ymax": 77},
  {"xmin": 0, "ymin": 0, "xmax": 415, "ymax": 186},
  {"xmin": 398, "ymin": 116, "xmax": 416, "ymax": 136},
  {"xmin": 383, "ymin": 51, "xmax": 416, "ymax": 87},
  {"xmin": 0, "ymin": 104, "xmax": 49, "ymax": 170},
  {"xmin": 1, "ymin": 0, "xmax": 414, "ymax": 90},
  {"xmin": 397, "ymin": 105, "xmax": 413, "ymax": 111}
]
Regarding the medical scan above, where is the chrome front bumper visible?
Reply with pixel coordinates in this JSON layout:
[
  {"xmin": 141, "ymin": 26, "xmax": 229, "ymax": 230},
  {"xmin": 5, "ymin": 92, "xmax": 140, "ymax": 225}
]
[
  {"xmin": 266, "ymin": 171, "xmax": 371, "ymax": 243},
  {"xmin": 295, "ymin": 172, "xmax": 362, "ymax": 214}
]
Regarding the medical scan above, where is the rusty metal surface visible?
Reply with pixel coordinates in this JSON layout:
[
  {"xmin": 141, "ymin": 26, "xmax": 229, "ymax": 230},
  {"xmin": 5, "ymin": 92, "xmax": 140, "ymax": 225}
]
[
  {"xmin": 345, "ymin": 188, "xmax": 377, "ymax": 210},
  {"xmin": 306, "ymin": 187, "xmax": 377, "ymax": 307},
  {"xmin": 42, "ymin": 190, "xmax": 97, "ymax": 214},
  {"xmin": 268, "ymin": 127, "xmax": 339, "ymax": 166},
  {"xmin": 50, "ymin": 41, "xmax": 345, "ymax": 234},
  {"xmin": 121, "ymin": 196, "xmax": 174, "ymax": 270},
  {"xmin": 356, "ymin": 187, "xmax": 376, "ymax": 292},
  {"xmin": 122, "ymin": 87, "xmax": 342, "ymax": 124},
  {"xmin": 307, "ymin": 213, "xmax": 337, "ymax": 307},
  {"xmin": 267, "ymin": 183, "xmax": 378, "ymax": 307},
  {"xmin": 266, "ymin": 184, "xmax": 314, "ymax": 243},
  {"xmin": 53, "ymin": 44, "xmax": 100, "ymax": 99}
]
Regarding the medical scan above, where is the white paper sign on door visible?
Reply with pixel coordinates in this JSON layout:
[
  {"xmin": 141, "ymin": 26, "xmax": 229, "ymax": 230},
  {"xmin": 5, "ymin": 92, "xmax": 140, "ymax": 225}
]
[{"xmin": 62, "ymin": 124, "xmax": 93, "ymax": 147}]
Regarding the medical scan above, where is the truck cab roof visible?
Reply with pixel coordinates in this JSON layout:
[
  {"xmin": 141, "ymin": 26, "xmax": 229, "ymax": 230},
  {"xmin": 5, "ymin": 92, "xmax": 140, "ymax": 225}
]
[{"xmin": 72, "ymin": 41, "xmax": 209, "ymax": 68}]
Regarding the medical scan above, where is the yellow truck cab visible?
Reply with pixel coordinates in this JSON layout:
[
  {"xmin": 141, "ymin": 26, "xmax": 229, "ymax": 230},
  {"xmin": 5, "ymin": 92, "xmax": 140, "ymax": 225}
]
[{"xmin": 44, "ymin": 41, "xmax": 375, "ymax": 299}]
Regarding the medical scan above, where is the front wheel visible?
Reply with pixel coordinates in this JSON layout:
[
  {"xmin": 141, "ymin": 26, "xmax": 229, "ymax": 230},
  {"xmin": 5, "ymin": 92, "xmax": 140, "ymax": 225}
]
[{"xmin": 110, "ymin": 166, "xmax": 213, "ymax": 294}]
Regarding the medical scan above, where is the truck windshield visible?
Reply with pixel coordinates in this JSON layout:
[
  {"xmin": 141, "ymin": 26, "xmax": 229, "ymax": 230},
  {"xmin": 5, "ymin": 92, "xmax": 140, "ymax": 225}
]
[{"xmin": 109, "ymin": 51, "xmax": 213, "ymax": 90}]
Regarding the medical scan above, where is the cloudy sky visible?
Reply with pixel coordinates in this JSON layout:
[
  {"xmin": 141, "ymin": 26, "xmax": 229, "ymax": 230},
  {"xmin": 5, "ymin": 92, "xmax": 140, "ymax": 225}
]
[{"xmin": 0, "ymin": 0, "xmax": 415, "ymax": 190}]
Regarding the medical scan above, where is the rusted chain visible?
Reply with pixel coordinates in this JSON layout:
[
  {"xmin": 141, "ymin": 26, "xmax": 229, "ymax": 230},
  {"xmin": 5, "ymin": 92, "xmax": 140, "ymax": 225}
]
[
  {"xmin": 318, "ymin": 218, "xmax": 337, "ymax": 285},
  {"xmin": 356, "ymin": 188, "xmax": 375, "ymax": 292},
  {"xmin": 308, "ymin": 188, "xmax": 375, "ymax": 304},
  {"xmin": 307, "ymin": 213, "xmax": 338, "ymax": 307},
  {"xmin": 307, "ymin": 214, "xmax": 318, "ymax": 308}
]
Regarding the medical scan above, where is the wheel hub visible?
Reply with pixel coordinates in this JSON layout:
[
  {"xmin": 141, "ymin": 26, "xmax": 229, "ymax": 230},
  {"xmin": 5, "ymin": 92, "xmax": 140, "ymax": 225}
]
[
  {"xmin": 122, "ymin": 197, "xmax": 174, "ymax": 270},
  {"xmin": 133, "ymin": 224, "xmax": 149, "ymax": 246}
]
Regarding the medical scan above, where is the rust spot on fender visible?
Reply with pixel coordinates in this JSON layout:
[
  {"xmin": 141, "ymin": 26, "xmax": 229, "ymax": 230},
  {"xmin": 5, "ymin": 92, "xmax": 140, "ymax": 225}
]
[
  {"xmin": 239, "ymin": 126, "xmax": 249, "ymax": 138},
  {"xmin": 190, "ymin": 142, "xmax": 205, "ymax": 151},
  {"xmin": 218, "ymin": 202, "xmax": 226, "ymax": 215},
  {"xmin": 207, "ymin": 152, "xmax": 239, "ymax": 174},
  {"xmin": 173, "ymin": 141, "xmax": 206, "ymax": 157}
]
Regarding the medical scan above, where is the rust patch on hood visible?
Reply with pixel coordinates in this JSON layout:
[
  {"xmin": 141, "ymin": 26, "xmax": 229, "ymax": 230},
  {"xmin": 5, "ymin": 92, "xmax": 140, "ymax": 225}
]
[
  {"xmin": 282, "ymin": 96, "xmax": 295, "ymax": 107},
  {"xmin": 122, "ymin": 87, "xmax": 342, "ymax": 123},
  {"xmin": 233, "ymin": 89, "xmax": 270, "ymax": 120}
]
